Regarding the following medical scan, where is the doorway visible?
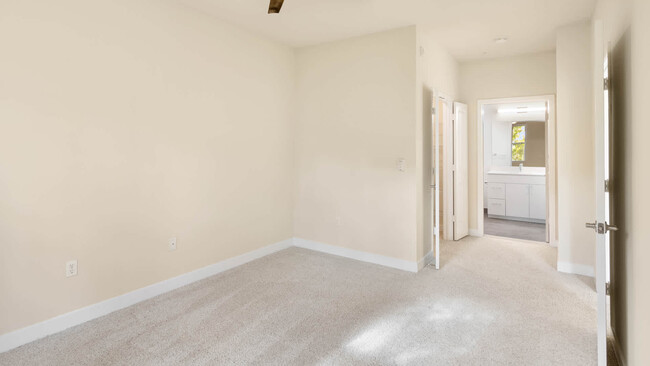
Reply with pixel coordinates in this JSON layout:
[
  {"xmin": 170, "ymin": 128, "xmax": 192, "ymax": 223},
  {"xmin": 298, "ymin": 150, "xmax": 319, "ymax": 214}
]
[
  {"xmin": 435, "ymin": 94, "xmax": 469, "ymax": 243},
  {"xmin": 430, "ymin": 92, "xmax": 469, "ymax": 270},
  {"xmin": 476, "ymin": 96, "xmax": 557, "ymax": 244}
]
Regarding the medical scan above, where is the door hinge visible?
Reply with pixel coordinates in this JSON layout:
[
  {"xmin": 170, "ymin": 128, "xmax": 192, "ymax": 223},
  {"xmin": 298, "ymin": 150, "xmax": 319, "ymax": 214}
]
[
  {"xmin": 452, "ymin": 215, "xmax": 456, "ymax": 222},
  {"xmin": 432, "ymin": 107, "xmax": 437, "ymax": 115},
  {"xmin": 606, "ymin": 282, "xmax": 611, "ymax": 296},
  {"xmin": 604, "ymin": 78, "xmax": 610, "ymax": 91},
  {"xmin": 604, "ymin": 179, "xmax": 610, "ymax": 193}
]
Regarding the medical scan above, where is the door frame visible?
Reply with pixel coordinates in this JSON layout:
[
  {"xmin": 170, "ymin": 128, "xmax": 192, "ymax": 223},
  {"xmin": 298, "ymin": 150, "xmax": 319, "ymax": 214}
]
[
  {"xmin": 475, "ymin": 95, "xmax": 557, "ymax": 245},
  {"xmin": 453, "ymin": 102, "xmax": 470, "ymax": 240}
]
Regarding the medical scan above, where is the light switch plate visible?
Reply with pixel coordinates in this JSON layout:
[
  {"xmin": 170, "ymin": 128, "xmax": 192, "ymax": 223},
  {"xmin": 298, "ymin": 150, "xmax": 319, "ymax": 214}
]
[{"xmin": 397, "ymin": 158, "xmax": 406, "ymax": 172}]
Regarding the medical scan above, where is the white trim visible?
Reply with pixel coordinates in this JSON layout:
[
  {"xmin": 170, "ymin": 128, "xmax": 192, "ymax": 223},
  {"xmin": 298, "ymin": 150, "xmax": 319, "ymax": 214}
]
[
  {"xmin": 557, "ymin": 261, "xmax": 595, "ymax": 277},
  {"xmin": 475, "ymin": 95, "xmax": 557, "ymax": 245},
  {"xmin": 0, "ymin": 239, "xmax": 293, "ymax": 354},
  {"xmin": 418, "ymin": 250, "xmax": 435, "ymax": 270},
  {"xmin": 469, "ymin": 229, "xmax": 483, "ymax": 237},
  {"xmin": 293, "ymin": 238, "xmax": 419, "ymax": 273},
  {"xmin": 441, "ymin": 98, "xmax": 455, "ymax": 241}
]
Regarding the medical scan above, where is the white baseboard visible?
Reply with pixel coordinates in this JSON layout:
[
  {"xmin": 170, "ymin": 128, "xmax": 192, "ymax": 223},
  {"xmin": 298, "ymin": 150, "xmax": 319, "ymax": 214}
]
[
  {"xmin": 557, "ymin": 261, "xmax": 595, "ymax": 277},
  {"xmin": 469, "ymin": 229, "xmax": 483, "ymax": 237},
  {"xmin": 1, "ymin": 237, "xmax": 427, "ymax": 353},
  {"xmin": 418, "ymin": 250, "xmax": 434, "ymax": 270},
  {"xmin": 0, "ymin": 239, "xmax": 293, "ymax": 354},
  {"xmin": 292, "ymin": 238, "xmax": 419, "ymax": 273}
]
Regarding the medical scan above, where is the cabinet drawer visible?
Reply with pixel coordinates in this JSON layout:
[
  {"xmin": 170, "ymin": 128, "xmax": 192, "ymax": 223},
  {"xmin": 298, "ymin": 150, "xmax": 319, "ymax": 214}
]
[
  {"xmin": 486, "ymin": 183, "xmax": 506, "ymax": 199},
  {"xmin": 488, "ymin": 199, "xmax": 506, "ymax": 216}
]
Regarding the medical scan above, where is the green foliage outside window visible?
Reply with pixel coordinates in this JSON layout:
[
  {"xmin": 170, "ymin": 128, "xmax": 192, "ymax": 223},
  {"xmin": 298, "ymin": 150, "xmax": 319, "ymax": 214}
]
[{"xmin": 512, "ymin": 125, "xmax": 526, "ymax": 162}]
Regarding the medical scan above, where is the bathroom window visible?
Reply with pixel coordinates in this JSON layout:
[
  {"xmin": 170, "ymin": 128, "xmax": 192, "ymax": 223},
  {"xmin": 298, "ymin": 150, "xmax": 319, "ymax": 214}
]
[{"xmin": 512, "ymin": 125, "xmax": 526, "ymax": 162}]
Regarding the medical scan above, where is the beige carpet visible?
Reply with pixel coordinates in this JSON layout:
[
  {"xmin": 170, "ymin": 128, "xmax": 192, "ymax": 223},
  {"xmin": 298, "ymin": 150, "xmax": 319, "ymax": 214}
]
[{"xmin": 0, "ymin": 236, "xmax": 602, "ymax": 365}]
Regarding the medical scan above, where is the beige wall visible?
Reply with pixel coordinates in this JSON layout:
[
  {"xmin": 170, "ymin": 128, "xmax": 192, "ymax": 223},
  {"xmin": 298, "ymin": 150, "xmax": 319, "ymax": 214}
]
[
  {"xmin": 555, "ymin": 21, "xmax": 595, "ymax": 271},
  {"xmin": 293, "ymin": 27, "xmax": 418, "ymax": 262},
  {"xmin": 628, "ymin": 2, "xmax": 650, "ymax": 363},
  {"xmin": 293, "ymin": 26, "xmax": 458, "ymax": 265},
  {"xmin": 0, "ymin": 0, "xmax": 295, "ymax": 335},
  {"xmin": 416, "ymin": 30, "xmax": 459, "ymax": 262},
  {"xmin": 459, "ymin": 52, "xmax": 557, "ymax": 233}
]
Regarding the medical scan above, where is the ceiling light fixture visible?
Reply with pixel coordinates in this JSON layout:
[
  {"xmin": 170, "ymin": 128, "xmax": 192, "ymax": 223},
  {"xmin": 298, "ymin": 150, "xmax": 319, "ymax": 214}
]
[
  {"xmin": 498, "ymin": 107, "xmax": 547, "ymax": 114},
  {"xmin": 268, "ymin": 0, "xmax": 284, "ymax": 14},
  {"xmin": 494, "ymin": 37, "xmax": 509, "ymax": 44}
]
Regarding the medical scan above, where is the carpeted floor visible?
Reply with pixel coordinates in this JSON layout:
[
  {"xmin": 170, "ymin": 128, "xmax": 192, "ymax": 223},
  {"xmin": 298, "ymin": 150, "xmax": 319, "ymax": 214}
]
[{"xmin": 0, "ymin": 236, "xmax": 605, "ymax": 365}]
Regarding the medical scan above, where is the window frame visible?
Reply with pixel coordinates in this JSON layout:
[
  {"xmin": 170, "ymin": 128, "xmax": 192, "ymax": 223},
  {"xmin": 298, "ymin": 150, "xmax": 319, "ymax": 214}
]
[{"xmin": 511, "ymin": 124, "xmax": 526, "ymax": 162}]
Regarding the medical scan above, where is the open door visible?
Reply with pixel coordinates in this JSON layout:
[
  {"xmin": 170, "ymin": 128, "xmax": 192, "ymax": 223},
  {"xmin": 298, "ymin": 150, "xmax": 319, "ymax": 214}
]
[
  {"xmin": 607, "ymin": 29, "xmax": 630, "ymax": 366},
  {"xmin": 453, "ymin": 102, "xmax": 469, "ymax": 240},
  {"xmin": 432, "ymin": 93, "xmax": 441, "ymax": 269},
  {"xmin": 587, "ymin": 20, "xmax": 619, "ymax": 366}
]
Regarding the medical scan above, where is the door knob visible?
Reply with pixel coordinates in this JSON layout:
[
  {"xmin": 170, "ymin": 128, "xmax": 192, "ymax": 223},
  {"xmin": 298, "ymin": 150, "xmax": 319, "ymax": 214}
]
[
  {"xmin": 585, "ymin": 221, "xmax": 618, "ymax": 234},
  {"xmin": 604, "ymin": 222, "xmax": 618, "ymax": 232}
]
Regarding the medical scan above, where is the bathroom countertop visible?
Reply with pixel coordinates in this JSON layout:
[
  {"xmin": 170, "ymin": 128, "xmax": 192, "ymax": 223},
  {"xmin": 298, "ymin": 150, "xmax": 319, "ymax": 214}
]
[{"xmin": 487, "ymin": 167, "xmax": 546, "ymax": 176}]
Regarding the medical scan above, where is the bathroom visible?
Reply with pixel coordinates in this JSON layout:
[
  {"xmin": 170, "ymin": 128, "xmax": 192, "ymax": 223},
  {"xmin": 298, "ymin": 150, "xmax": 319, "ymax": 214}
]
[{"xmin": 481, "ymin": 100, "xmax": 551, "ymax": 242}]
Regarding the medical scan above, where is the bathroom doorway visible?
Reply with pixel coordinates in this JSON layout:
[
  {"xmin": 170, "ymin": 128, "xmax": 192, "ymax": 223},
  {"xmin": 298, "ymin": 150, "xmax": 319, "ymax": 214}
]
[{"xmin": 476, "ymin": 96, "xmax": 557, "ymax": 244}]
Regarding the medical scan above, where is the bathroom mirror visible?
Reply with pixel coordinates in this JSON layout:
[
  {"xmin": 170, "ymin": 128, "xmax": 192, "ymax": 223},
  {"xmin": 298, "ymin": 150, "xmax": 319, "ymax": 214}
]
[{"xmin": 485, "ymin": 102, "xmax": 547, "ymax": 169}]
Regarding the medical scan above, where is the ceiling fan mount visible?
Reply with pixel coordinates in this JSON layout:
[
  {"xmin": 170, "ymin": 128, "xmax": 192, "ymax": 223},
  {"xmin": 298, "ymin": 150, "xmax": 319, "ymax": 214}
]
[{"xmin": 268, "ymin": 0, "xmax": 285, "ymax": 14}]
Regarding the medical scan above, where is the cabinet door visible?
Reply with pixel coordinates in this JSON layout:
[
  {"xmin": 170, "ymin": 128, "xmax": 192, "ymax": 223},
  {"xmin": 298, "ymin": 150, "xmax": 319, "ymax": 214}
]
[
  {"xmin": 505, "ymin": 184, "xmax": 530, "ymax": 218},
  {"xmin": 529, "ymin": 184, "xmax": 546, "ymax": 220}
]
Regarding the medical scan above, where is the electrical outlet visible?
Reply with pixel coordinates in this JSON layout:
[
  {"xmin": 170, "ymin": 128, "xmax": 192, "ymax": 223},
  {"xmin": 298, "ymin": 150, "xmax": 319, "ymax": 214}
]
[
  {"xmin": 335, "ymin": 216, "xmax": 342, "ymax": 226},
  {"xmin": 66, "ymin": 260, "xmax": 77, "ymax": 277},
  {"xmin": 168, "ymin": 237, "xmax": 177, "ymax": 251}
]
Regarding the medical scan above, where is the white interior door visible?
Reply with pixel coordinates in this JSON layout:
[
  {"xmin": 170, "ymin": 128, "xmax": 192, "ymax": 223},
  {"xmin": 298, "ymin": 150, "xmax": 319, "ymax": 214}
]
[
  {"xmin": 453, "ymin": 102, "xmax": 469, "ymax": 240},
  {"xmin": 589, "ymin": 20, "xmax": 609, "ymax": 366},
  {"xmin": 442, "ymin": 99, "xmax": 454, "ymax": 241},
  {"xmin": 432, "ymin": 93, "xmax": 441, "ymax": 269}
]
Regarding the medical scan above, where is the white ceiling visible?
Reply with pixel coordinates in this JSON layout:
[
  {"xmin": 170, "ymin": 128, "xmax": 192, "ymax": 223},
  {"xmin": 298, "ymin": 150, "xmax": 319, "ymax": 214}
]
[{"xmin": 177, "ymin": 0, "xmax": 596, "ymax": 61}]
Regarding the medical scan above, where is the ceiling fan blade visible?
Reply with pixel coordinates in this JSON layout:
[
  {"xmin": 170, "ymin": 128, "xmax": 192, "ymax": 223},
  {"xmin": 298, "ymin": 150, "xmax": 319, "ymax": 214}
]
[{"xmin": 268, "ymin": 0, "xmax": 284, "ymax": 14}]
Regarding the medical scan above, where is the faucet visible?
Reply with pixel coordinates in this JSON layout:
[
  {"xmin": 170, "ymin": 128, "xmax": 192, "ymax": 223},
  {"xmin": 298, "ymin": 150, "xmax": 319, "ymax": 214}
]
[{"xmin": 519, "ymin": 163, "xmax": 523, "ymax": 172}]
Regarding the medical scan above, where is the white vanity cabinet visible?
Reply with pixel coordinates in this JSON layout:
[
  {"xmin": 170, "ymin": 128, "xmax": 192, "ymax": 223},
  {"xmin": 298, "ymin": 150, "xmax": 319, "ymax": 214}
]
[
  {"xmin": 505, "ymin": 184, "xmax": 530, "ymax": 218},
  {"xmin": 486, "ymin": 172, "xmax": 546, "ymax": 223},
  {"xmin": 529, "ymin": 184, "xmax": 546, "ymax": 220}
]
